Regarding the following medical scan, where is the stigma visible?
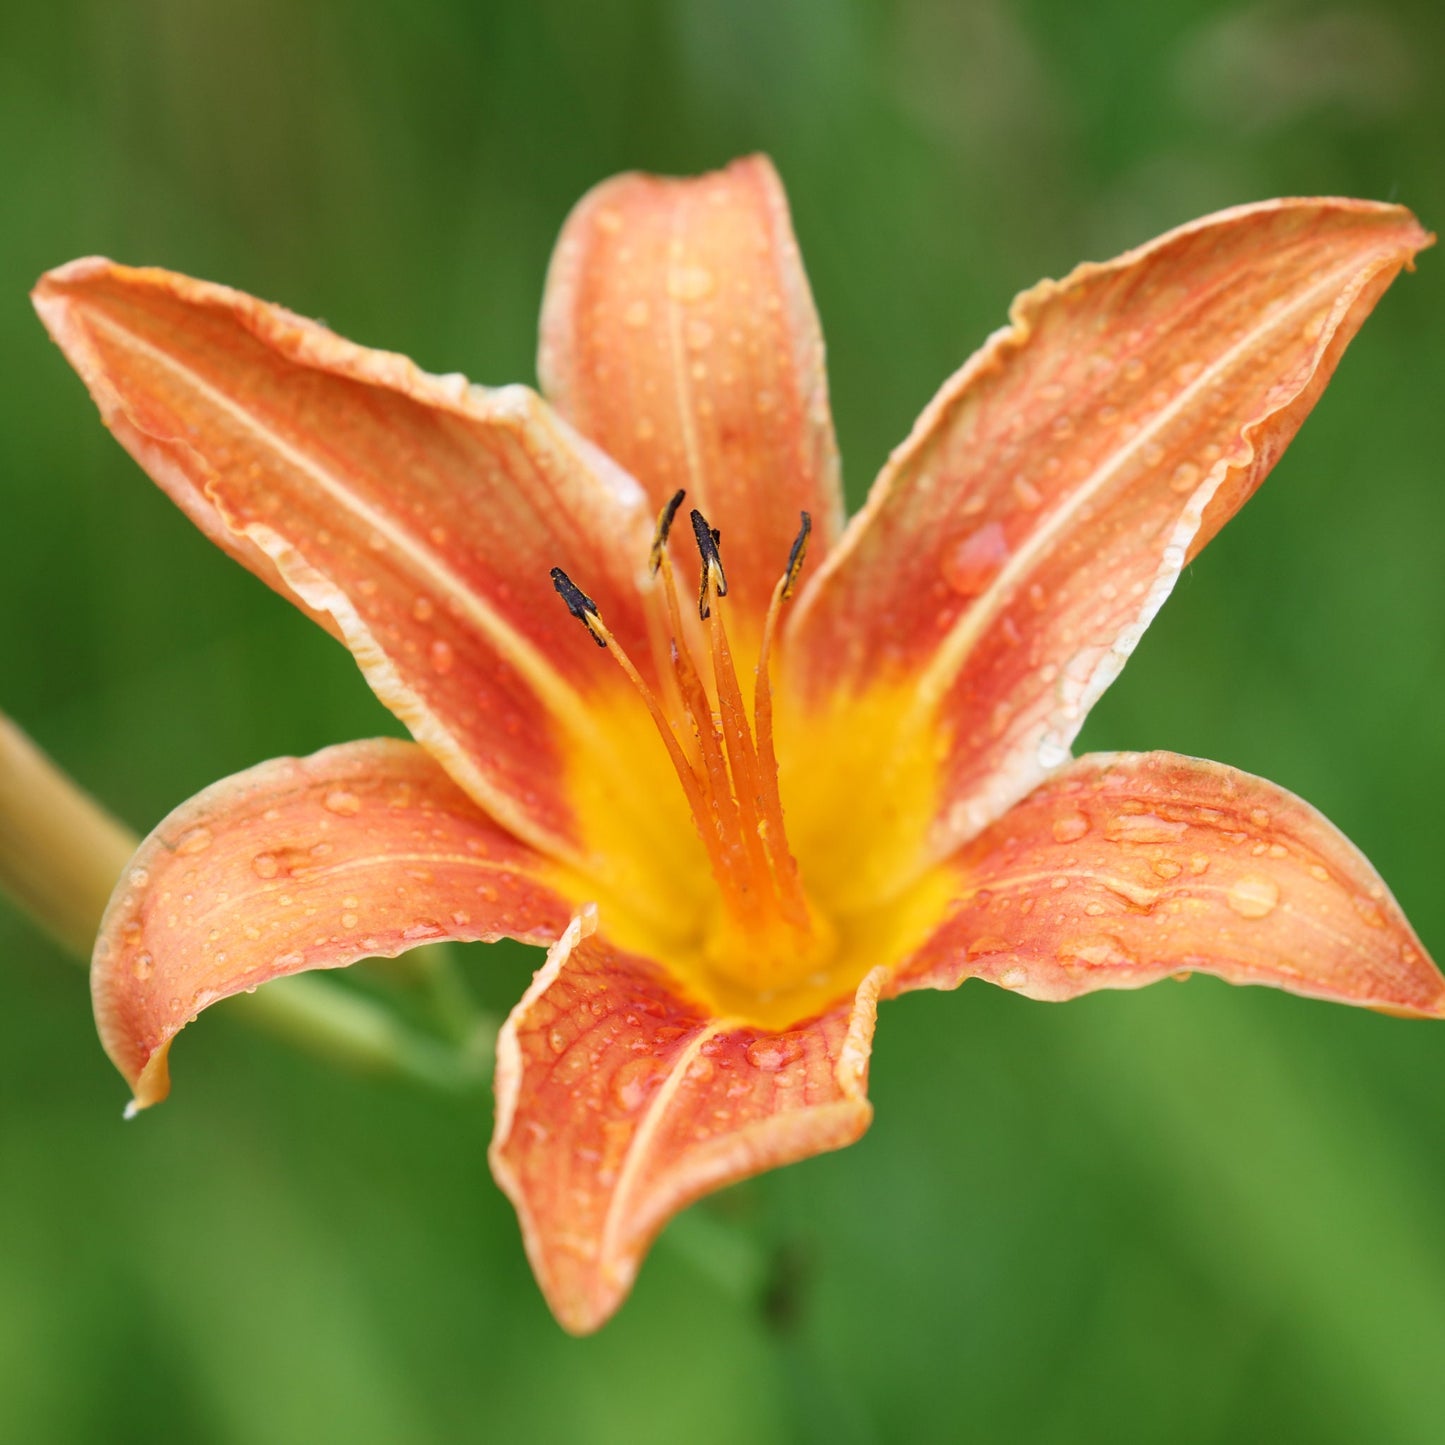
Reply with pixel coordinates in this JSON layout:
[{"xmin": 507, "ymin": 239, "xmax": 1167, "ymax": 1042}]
[{"xmin": 551, "ymin": 494, "xmax": 826, "ymax": 991}]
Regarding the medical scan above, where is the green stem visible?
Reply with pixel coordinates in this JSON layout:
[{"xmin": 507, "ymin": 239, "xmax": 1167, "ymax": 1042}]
[{"xmin": 0, "ymin": 710, "xmax": 493, "ymax": 1093}]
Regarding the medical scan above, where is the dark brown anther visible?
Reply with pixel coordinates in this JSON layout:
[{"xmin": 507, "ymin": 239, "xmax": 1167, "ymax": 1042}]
[
  {"xmin": 689, "ymin": 508, "xmax": 728, "ymax": 619},
  {"xmin": 550, "ymin": 566, "xmax": 606, "ymax": 647},
  {"xmin": 782, "ymin": 512, "xmax": 812, "ymax": 600},
  {"xmin": 649, "ymin": 489, "xmax": 686, "ymax": 574}
]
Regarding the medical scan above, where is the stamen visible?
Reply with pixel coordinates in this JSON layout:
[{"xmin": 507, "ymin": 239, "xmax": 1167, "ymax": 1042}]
[
  {"xmin": 550, "ymin": 567, "xmax": 606, "ymax": 647},
  {"xmin": 649, "ymin": 489, "xmax": 686, "ymax": 575},
  {"xmin": 781, "ymin": 511, "xmax": 812, "ymax": 599},
  {"xmin": 548, "ymin": 508, "xmax": 824, "ymax": 981},
  {"xmin": 689, "ymin": 508, "xmax": 728, "ymax": 619}
]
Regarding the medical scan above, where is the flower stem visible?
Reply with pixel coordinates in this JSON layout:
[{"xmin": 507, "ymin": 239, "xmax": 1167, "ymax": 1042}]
[
  {"xmin": 0, "ymin": 713, "xmax": 135, "ymax": 957},
  {"xmin": 0, "ymin": 710, "xmax": 493, "ymax": 1093}
]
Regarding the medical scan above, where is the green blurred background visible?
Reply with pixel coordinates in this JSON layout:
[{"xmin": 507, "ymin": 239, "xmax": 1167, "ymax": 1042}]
[{"xmin": 4, "ymin": 1, "xmax": 1444, "ymax": 1441}]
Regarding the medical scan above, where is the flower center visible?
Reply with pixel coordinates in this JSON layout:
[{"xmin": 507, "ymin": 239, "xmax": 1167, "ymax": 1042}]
[{"xmin": 551, "ymin": 493, "xmax": 831, "ymax": 999}]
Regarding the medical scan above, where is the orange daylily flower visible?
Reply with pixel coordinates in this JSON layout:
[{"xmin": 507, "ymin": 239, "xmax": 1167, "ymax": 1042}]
[{"xmin": 33, "ymin": 157, "xmax": 1442, "ymax": 1334}]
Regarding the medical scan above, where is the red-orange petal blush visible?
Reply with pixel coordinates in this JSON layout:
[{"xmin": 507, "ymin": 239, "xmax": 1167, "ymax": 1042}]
[
  {"xmin": 490, "ymin": 912, "xmax": 883, "ymax": 1334},
  {"xmin": 95, "ymin": 738, "xmax": 571, "ymax": 1112},
  {"xmin": 899, "ymin": 751, "xmax": 1444, "ymax": 1015},
  {"xmin": 539, "ymin": 154, "xmax": 844, "ymax": 629},
  {"xmin": 789, "ymin": 200, "xmax": 1433, "ymax": 859},
  {"xmin": 33, "ymin": 261, "xmax": 657, "ymax": 864}
]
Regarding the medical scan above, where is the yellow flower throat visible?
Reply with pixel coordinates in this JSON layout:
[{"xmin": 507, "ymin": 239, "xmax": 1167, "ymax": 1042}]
[{"xmin": 550, "ymin": 493, "xmax": 955, "ymax": 1028}]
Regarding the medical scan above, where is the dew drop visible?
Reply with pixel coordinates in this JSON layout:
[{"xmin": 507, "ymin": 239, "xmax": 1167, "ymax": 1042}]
[
  {"xmin": 1013, "ymin": 476, "xmax": 1043, "ymax": 510},
  {"xmin": 429, "ymin": 639, "xmax": 455, "ymax": 674},
  {"xmin": 1169, "ymin": 461, "xmax": 1201, "ymax": 494},
  {"xmin": 1051, "ymin": 810, "xmax": 1090, "ymax": 843},
  {"xmin": 1352, "ymin": 894, "xmax": 1386, "ymax": 928},
  {"xmin": 129, "ymin": 866, "xmax": 150, "ymax": 888},
  {"xmin": 1226, "ymin": 874, "xmax": 1280, "ymax": 919},
  {"xmin": 340, "ymin": 911, "xmax": 359, "ymax": 930},
  {"xmin": 746, "ymin": 1034, "xmax": 805, "ymax": 1071},
  {"xmin": 1105, "ymin": 813, "xmax": 1189, "ymax": 844},
  {"xmin": 1152, "ymin": 858, "xmax": 1183, "ymax": 880},
  {"xmin": 966, "ymin": 935, "xmax": 1012, "ymax": 958},
  {"xmin": 595, "ymin": 207, "xmax": 623, "ymax": 234},
  {"xmin": 942, "ymin": 520, "xmax": 1010, "ymax": 599},
  {"xmin": 666, "ymin": 265, "xmax": 714, "ymax": 302},
  {"xmin": 998, "ymin": 965, "xmax": 1029, "ymax": 988},
  {"xmin": 251, "ymin": 853, "xmax": 281, "ymax": 880},
  {"xmin": 612, "ymin": 1056, "xmax": 666, "ymax": 1110},
  {"xmin": 132, "ymin": 951, "xmax": 154, "ymax": 982},
  {"xmin": 1058, "ymin": 934, "xmax": 1137, "ymax": 968},
  {"xmin": 412, "ymin": 595, "xmax": 435, "ymax": 622},
  {"xmin": 323, "ymin": 789, "xmax": 362, "ymax": 817},
  {"xmin": 176, "ymin": 826, "xmax": 213, "ymax": 856}
]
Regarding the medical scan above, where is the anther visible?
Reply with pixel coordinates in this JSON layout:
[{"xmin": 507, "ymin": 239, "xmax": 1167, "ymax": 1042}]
[
  {"xmin": 549, "ymin": 566, "xmax": 606, "ymax": 647},
  {"xmin": 782, "ymin": 512, "xmax": 812, "ymax": 599},
  {"xmin": 650, "ymin": 489, "xmax": 687, "ymax": 574},
  {"xmin": 689, "ymin": 508, "xmax": 728, "ymax": 619}
]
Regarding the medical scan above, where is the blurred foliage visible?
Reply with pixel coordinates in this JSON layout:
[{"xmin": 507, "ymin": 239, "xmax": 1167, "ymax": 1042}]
[{"xmin": 3, "ymin": 1, "xmax": 1444, "ymax": 1441}]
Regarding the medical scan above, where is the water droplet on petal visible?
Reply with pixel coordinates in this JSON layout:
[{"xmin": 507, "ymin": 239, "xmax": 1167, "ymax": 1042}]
[
  {"xmin": 1105, "ymin": 813, "xmax": 1189, "ymax": 844},
  {"xmin": 1226, "ymin": 874, "xmax": 1279, "ymax": 919},
  {"xmin": 666, "ymin": 265, "xmax": 714, "ymax": 302},
  {"xmin": 1058, "ymin": 934, "xmax": 1137, "ymax": 968},
  {"xmin": 176, "ymin": 826, "xmax": 213, "ymax": 856},
  {"xmin": 340, "ymin": 911, "xmax": 359, "ymax": 929},
  {"xmin": 1170, "ymin": 461, "xmax": 1200, "ymax": 494},
  {"xmin": 1052, "ymin": 810, "xmax": 1090, "ymax": 843},
  {"xmin": 429, "ymin": 639, "xmax": 454, "ymax": 674},
  {"xmin": 942, "ymin": 520, "xmax": 1010, "ymax": 599},
  {"xmin": 612, "ymin": 1056, "xmax": 666, "ymax": 1111},
  {"xmin": 323, "ymin": 789, "xmax": 361, "ymax": 817},
  {"xmin": 746, "ymin": 1034, "xmax": 805, "ymax": 1071},
  {"xmin": 132, "ymin": 951, "xmax": 154, "ymax": 981},
  {"xmin": 412, "ymin": 595, "xmax": 435, "ymax": 622},
  {"xmin": 1152, "ymin": 858, "xmax": 1183, "ymax": 880},
  {"xmin": 251, "ymin": 853, "xmax": 281, "ymax": 880},
  {"xmin": 998, "ymin": 965, "xmax": 1029, "ymax": 988},
  {"xmin": 129, "ymin": 867, "xmax": 150, "ymax": 888}
]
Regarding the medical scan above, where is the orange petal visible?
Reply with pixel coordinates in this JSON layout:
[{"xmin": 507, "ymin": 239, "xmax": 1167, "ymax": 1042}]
[
  {"xmin": 899, "ymin": 751, "xmax": 1444, "ymax": 1016},
  {"xmin": 94, "ymin": 738, "xmax": 571, "ymax": 1112},
  {"xmin": 539, "ymin": 155, "xmax": 843, "ymax": 630},
  {"xmin": 788, "ymin": 200, "xmax": 1433, "ymax": 856},
  {"xmin": 33, "ymin": 260, "xmax": 657, "ymax": 864},
  {"xmin": 490, "ymin": 912, "xmax": 882, "ymax": 1333}
]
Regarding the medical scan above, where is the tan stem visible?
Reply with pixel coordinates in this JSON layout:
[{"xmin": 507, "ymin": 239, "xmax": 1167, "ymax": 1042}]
[{"xmin": 0, "ymin": 714, "xmax": 135, "ymax": 957}]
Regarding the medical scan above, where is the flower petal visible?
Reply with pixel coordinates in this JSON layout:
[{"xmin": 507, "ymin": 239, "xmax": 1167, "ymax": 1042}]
[
  {"xmin": 899, "ymin": 751, "xmax": 1443, "ymax": 1015},
  {"xmin": 788, "ymin": 200, "xmax": 1433, "ymax": 857},
  {"xmin": 490, "ymin": 911, "xmax": 881, "ymax": 1334},
  {"xmin": 33, "ymin": 260, "xmax": 657, "ymax": 864},
  {"xmin": 95, "ymin": 738, "xmax": 571, "ymax": 1112},
  {"xmin": 538, "ymin": 155, "xmax": 843, "ymax": 630}
]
